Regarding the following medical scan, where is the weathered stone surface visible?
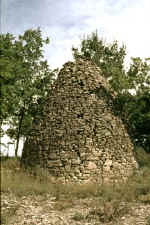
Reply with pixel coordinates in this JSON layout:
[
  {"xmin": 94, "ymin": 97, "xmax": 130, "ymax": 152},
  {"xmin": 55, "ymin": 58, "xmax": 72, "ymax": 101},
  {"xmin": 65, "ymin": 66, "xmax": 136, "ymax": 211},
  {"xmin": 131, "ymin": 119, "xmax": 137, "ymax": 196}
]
[{"xmin": 21, "ymin": 57, "xmax": 138, "ymax": 183}]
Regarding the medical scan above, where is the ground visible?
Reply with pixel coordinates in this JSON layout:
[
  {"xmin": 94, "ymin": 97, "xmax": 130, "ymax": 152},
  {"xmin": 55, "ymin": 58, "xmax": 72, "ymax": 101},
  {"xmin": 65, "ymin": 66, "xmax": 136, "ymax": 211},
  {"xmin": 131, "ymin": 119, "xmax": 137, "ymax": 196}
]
[
  {"xmin": 1, "ymin": 156, "xmax": 150, "ymax": 225},
  {"xmin": 1, "ymin": 189, "xmax": 150, "ymax": 225}
]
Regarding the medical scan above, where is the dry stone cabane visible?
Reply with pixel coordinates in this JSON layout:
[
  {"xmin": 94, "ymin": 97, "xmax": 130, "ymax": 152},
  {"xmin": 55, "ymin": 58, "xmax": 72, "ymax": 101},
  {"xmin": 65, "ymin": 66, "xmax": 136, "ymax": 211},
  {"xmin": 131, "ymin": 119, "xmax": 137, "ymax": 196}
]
[{"xmin": 21, "ymin": 57, "xmax": 137, "ymax": 183}]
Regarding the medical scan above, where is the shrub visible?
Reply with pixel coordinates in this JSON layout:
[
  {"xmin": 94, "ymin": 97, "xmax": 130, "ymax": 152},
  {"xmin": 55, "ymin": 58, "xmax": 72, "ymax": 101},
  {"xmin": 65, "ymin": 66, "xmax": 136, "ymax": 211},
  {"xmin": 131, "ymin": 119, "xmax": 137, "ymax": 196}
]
[{"xmin": 134, "ymin": 146, "xmax": 150, "ymax": 168}]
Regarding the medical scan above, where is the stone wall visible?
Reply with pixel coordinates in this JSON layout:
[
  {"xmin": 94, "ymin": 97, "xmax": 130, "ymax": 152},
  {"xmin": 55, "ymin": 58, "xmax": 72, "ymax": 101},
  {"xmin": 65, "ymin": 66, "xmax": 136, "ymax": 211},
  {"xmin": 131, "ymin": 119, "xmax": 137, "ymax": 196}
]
[{"xmin": 21, "ymin": 57, "xmax": 138, "ymax": 183}]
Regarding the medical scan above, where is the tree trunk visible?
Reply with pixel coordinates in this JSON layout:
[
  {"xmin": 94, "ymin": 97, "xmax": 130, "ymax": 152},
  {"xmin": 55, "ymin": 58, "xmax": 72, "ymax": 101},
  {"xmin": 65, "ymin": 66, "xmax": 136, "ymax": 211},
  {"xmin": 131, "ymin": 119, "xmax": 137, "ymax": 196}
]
[{"xmin": 15, "ymin": 107, "xmax": 25, "ymax": 157}]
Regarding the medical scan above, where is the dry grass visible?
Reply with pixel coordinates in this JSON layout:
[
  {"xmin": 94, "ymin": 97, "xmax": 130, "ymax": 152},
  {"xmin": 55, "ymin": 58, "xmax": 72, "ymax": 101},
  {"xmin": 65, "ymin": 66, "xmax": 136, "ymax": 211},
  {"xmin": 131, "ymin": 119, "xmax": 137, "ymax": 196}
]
[{"xmin": 1, "ymin": 147, "xmax": 150, "ymax": 224}]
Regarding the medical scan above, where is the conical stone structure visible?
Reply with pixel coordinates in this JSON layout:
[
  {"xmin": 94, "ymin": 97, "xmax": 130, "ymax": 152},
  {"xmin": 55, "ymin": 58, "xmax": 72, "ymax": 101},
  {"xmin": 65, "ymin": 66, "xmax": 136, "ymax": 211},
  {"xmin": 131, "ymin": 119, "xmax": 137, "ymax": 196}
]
[{"xmin": 21, "ymin": 57, "xmax": 138, "ymax": 183}]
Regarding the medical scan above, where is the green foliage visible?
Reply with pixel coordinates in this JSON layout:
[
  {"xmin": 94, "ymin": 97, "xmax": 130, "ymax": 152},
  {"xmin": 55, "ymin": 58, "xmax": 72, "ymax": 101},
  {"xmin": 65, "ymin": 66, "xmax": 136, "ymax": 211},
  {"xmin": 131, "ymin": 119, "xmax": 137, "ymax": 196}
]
[
  {"xmin": 134, "ymin": 146, "xmax": 150, "ymax": 168},
  {"xmin": 0, "ymin": 28, "xmax": 56, "ymax": 156},
  {"xmin": 129, "ymin": 93, "xmax": 150, "ymax": 151},
  {"xmin": 127, "ymin": 57, "xmax": 150, "ymax": 94},
  {"xmin": 0, "ymin": 33, "xmax": 17, "ymax": 119},
  {"xmin": 72, "ymin": 31, "xmax": 128, "ymax": 93},
  {"xmin": 114, "ymin": 92, "xmax": 150, "ymax": 152},
  {"xmin": 73, "ymin": 31, "xmax": 150, "ymax": 151}
]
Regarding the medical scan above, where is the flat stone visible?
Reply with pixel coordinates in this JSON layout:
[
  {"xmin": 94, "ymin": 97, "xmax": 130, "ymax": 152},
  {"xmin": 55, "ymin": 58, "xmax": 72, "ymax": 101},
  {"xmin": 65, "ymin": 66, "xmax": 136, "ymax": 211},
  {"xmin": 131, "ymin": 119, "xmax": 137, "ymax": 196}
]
[{"xmin": 21, "ymin": 57, "xmax": 138, "ymax": 184}]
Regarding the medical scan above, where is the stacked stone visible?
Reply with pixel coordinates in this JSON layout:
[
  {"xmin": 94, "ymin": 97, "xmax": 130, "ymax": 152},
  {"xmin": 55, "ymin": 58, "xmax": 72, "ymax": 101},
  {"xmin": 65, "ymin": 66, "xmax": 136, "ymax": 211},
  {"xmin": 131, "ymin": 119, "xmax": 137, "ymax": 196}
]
[{"xmin": 21, "ymin": 57, "xmax": 137, "ymax": 183}]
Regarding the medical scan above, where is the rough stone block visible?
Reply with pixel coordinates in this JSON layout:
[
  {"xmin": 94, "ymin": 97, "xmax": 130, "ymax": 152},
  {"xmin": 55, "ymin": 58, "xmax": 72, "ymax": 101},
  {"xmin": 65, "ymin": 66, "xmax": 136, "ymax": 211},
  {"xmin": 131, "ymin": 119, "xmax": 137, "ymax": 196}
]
[{"xmin": 21, "ymin": 57, "xmax": 137, "ymax": 183}]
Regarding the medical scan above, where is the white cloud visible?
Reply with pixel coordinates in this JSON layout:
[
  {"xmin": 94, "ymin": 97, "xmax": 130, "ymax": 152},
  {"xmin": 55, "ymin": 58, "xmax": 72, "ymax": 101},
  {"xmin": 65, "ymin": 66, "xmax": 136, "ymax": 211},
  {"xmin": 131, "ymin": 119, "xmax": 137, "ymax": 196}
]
[
  {"xmin": 104, "ymin": 0, "xmax": 150, "ymax": 57},
  {"xmin": 4, "ymin": 0, "xmax": 150, "ymax": 69},
  {"xmin": 42, "ymin": 0, "xmax": 150, "ymax": 69}
]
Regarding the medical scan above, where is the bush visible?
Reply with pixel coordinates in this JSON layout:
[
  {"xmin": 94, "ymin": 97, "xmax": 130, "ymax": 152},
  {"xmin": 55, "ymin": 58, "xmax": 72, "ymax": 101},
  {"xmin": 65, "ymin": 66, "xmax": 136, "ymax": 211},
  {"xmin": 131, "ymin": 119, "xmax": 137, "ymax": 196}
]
[{"xmin": 134, "ymin": 146, "xmax": 150, "ymax": 168}]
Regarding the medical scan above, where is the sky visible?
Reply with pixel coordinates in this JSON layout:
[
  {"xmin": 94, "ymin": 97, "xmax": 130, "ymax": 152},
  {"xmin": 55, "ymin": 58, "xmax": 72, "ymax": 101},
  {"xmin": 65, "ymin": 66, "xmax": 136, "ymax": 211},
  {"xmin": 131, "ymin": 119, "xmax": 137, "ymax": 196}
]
[
  {"xmin": 1, "ymin": 0, "xmax": 150, "ymax": 69},
  {"xmin": 1, "ymin": 0, "xmax": 150, "ymax": 155}
]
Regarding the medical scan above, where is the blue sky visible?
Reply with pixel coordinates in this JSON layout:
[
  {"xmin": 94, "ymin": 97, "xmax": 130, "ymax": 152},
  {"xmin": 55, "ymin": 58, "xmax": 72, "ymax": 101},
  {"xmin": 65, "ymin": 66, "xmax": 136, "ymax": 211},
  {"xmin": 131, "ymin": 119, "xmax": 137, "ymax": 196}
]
[{"xmin": 1, "ymin": 0, "xmax": 150, "ymax": 69}]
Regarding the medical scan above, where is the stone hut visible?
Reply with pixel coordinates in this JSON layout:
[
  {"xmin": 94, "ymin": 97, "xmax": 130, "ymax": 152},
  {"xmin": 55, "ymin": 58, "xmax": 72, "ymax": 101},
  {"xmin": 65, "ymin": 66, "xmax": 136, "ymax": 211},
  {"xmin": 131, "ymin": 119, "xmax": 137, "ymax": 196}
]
[{"xmin": 21, "ymin": 57, "xmax": 137, "ymax": 183}]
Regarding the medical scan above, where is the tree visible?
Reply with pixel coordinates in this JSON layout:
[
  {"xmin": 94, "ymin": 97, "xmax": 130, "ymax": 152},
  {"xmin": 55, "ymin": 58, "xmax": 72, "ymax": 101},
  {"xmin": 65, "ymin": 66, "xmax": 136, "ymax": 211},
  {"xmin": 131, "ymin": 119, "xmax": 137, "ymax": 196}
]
[
  {"xmin": 113, "ymin": 91, "xmax": 150, "ymax": 152},
  {"xmin": 0, "ymin": 28, "xmax": 56, "ymax": 156},
  {"xmin": 127, "ymin": 57, "xmax": 150, "ymax": 94},
  {"xmin": 72, "ymin": 31, "xmax": 128, "ymax": 94},
  {"xmin": 72, "ymin": 31, "xmax": 150, "ymax": 151},
  {"xmin": 130, "ymin": 92, "xmax": 150, "ymax": 151},
  {"xmin": 0, "ymin": 33, "xmax": 17, "ymax": 122}
]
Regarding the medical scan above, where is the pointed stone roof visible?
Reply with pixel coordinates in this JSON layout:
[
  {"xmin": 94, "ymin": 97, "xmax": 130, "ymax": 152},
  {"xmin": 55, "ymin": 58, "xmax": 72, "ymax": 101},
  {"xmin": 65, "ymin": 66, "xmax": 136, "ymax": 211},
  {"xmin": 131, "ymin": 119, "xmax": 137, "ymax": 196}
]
[{"xmin": 21, "ymin": 57, "xmax": 137, "ymax": 183}]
